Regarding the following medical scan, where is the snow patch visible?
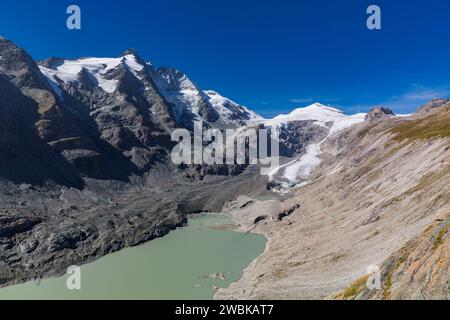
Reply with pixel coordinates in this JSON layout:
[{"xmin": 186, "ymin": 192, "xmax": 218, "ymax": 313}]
[
  {"xmin": 38, "ymin": 55, "xmax": 145, "ymax": 94},
  {"xmin": 39, "ymin": 66, "xmax": 64, "ymax": 99},
  {"xmin": 122, "ymin": 54, "xmax": 144, "ymax": 78},
  {"xmin": 283, "ymin": 143, "xmax": 322, "ymax": 182},
  {"xmin": 204, "ymin": 90, "xmax": 263, "ymax": 125},
  {"xmin": 330, "ymin": 113, "xmax": 366, "ymax": 134}
]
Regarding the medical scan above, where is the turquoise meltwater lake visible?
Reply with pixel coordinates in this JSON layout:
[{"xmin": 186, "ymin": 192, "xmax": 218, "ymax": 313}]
[{"xmin": 0, "ymin": 214, "xmax": 266, "ymax": 300}]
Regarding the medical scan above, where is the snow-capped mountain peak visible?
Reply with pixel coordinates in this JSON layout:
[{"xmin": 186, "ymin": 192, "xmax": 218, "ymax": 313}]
[
  {"xmin": 263, "ymin": 103, "xmax": 366, "ymax": 186},
  {"xmin": 38, "ymin": 51, "xmax": 262, "ymax": 128},
  {"xmin": 271, "ymin": 103, "xmax": 344, "ymax": 123},
  {"xmin": 263, "ymin": 102, "xmax": 366, "ymax": 135},
  {"xmin": 39, "ymin": 54, "xmax": 146, "ymax": 96}
]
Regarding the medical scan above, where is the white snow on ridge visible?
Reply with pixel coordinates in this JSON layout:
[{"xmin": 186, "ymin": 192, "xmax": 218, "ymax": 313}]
[
  {"xmin": 38, "ymin": 55, "xmax": 144, "ymax": 95},
  {"xmin": 39, "ymin": 66, "xmax": 64, "ymax": 99},
  {"xmin": 123, "ymin": 55, "xmax": 144, "ymax": 78},
  {"xmin": 204, "ymin": 90, "xmax": 263, "ymax": 124},
  {"xmin": 166, "ymin": 88, "xmax": 206, "ymax": 123},
  {"xmin": 329, "ymin": 112, "xmax": 367, "ymax": 134},
  {"xmin": 263, "ymin": 103, "xmax": 352, "ymax": 127},
  {"xmin": 39, "ymin": 54, "xmax": 263, "ymax": 126},
  {"xmin": 155, "ymin": 67, "xmax": 263, "ymax": 125},
  {"xmin": 155, "ymin": 67, "xmax": 208, "ymax": 123},
  {"xmin": 261, "ymin": 102, "xmax": 366, "ymax": 138},
  {"xmin": 47, "ymin": 57, "xmax": 120, "ymax": 93}
]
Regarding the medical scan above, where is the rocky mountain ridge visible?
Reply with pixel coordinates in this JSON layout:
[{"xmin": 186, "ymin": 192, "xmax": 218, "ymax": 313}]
[{"xmin": 1, "ymin": 37, "xmax": 373, "ymax": 186}]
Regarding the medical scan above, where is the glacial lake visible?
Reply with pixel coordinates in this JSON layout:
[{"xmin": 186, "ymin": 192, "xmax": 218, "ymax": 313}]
[{"xmin": 0, "ymin": 214, "xmax": 266, "ymax": 300}]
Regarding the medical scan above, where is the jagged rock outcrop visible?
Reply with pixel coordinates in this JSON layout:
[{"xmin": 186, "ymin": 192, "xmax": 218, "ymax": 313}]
[
  {"xmin": 155, "ymin": 67, "xmax": 262, "ymax": 128},
  {"xmin": 156, "ymin": 66, "xmax": 220, "ymax": 126},
  {"xmin": 39, "ymin": 50, "xmax": 177, "ymax": 177},
  {"xmin": 276, "ymin": 120, "xmax": 328, "ymax": 157},
  {"xmin": 415, "ymin": 98, "xmax": 450, "ymax": 116},
  {"xmin": 365, "ymin": 107, "xmax": 395, "ymax": 122}
]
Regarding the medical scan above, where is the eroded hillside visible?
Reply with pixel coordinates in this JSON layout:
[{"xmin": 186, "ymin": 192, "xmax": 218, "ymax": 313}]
[{"xmin": 216, "ymin": 105, "xmax": 450, "ymax": 300}]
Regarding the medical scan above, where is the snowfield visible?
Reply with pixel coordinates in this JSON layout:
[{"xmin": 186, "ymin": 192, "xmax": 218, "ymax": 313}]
[{"xmin": 264, "ymin": 103, "xmax": 365, "ymax": 129}]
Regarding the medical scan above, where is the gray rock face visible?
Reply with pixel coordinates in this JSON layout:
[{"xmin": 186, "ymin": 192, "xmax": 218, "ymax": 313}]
[
  {"xmin": 0, "ymin": 216, "xmax": 42, "ymax": 238},
  {"xmin": 0, "ymin": 38, "xmax": 104, "ymax": 187},
  {"xmin": 357, "ymin": 212, "xmax": 450, "ymax": 300},
  {"xmin": 0, "ymin": 39, "xmax": 50, "ymax": 90},
  {"xmin": 55, "ymin": 56, "xmax": 176, "ymax": 176},
  {"xmin": 0, "ymin": 74, "xmax": 84, "ymax": 187},
  {"xmin": 415, "ymin": 98, "xmax": 450, "ymax": 116},
  {"xmin": 276, "ymin": 121, "xmax": 329, "ymax": 157},
  {"xmin": 156, "ymin": 66, "xmax": 220, "ymax": 126},
  {"xmin": 365, "ymin": 107, "xmax": 395, "ymax": 122}
]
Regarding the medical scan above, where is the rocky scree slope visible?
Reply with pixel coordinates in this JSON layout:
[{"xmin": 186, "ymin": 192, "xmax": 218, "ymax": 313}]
[{"xmin": 216, "ymin": 103, "xmax": 450, "ymax": 300}]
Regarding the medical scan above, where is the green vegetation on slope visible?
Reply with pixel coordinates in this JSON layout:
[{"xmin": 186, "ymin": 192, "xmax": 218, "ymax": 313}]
[
  {"xmin": 433, "ymin": 223, "xmax": 449, "ymax": 250},
  {"xmin": 391, "ymin": 107, "xmax": 450, "ymax": 141},
  {"xmin": 335, "ymin": 275, "xmax": 369, "ymax": 299}
]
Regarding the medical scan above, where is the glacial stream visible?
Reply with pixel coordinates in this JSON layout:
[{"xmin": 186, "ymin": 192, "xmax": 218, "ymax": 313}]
[{"xmin": 0, "ymin": 214, "xmax": 266, "ymax": 300}]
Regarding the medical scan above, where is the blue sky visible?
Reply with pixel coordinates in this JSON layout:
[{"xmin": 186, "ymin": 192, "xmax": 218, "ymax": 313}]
[{"xmin": 1, "ymin": 0, "xmax": 450, "ymax": 117}]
